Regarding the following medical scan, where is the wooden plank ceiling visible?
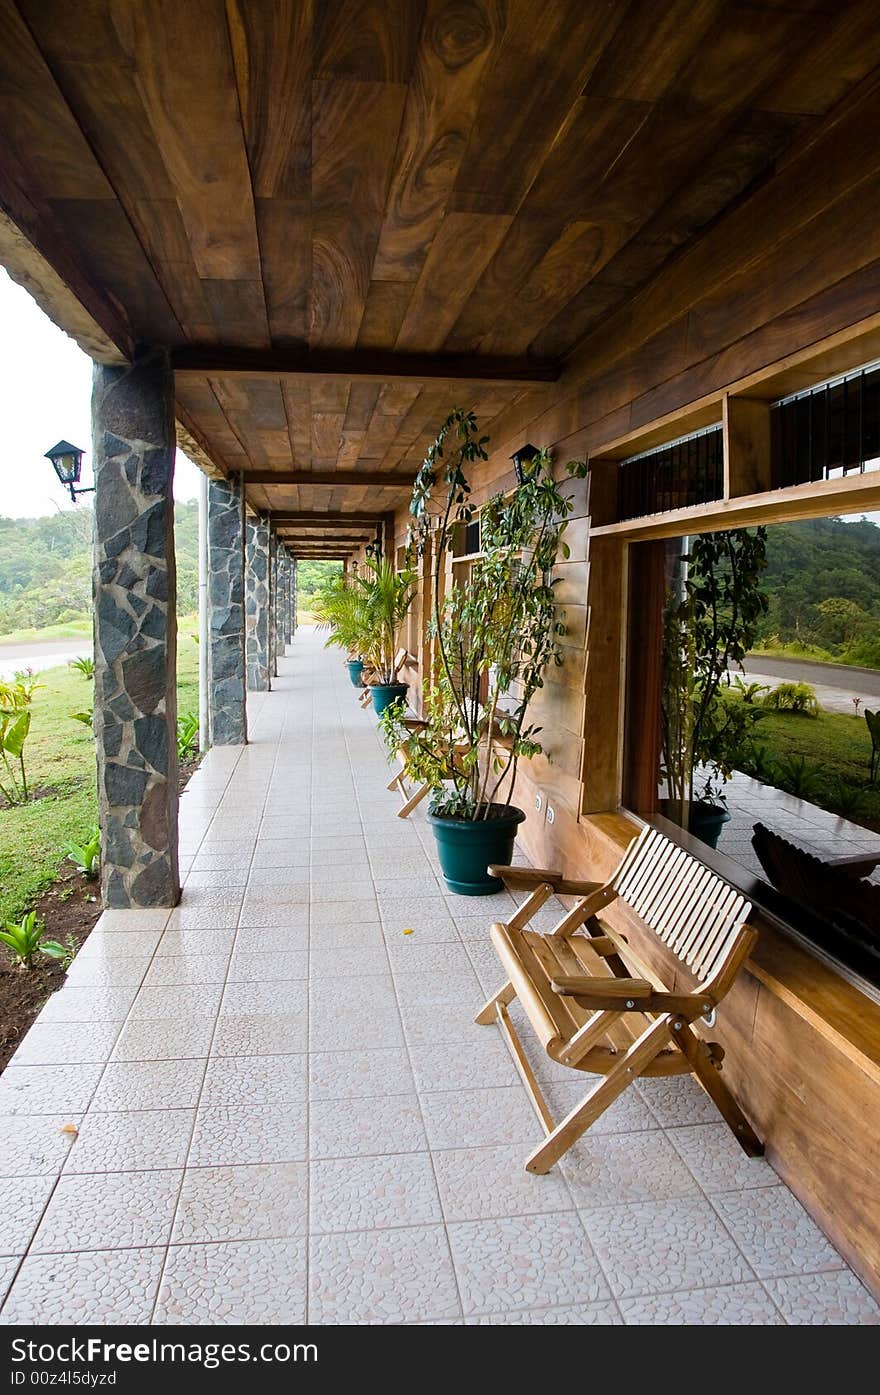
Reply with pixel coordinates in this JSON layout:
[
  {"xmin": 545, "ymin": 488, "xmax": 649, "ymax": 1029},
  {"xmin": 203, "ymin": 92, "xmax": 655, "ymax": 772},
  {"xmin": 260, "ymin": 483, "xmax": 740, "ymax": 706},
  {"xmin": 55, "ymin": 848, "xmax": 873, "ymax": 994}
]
[{"xmin": 2, "ymin": 0, "xmax": 880, "ymax": 535}]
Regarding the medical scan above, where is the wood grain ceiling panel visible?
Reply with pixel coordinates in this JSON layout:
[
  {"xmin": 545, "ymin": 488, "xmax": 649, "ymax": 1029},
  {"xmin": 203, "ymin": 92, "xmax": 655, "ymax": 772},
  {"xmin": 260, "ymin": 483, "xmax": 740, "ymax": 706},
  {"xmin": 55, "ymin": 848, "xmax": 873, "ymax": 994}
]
[
  {"xmin": 371, "ymin": 0, "xmax": 505, "ymax": 283},
  {"xmin": 310, "ymin": 78, "xmax": 408, "ymax": 348},
  {"xmin": 4, "ymin": 0, "xmax": 880, "ymax": 509}
]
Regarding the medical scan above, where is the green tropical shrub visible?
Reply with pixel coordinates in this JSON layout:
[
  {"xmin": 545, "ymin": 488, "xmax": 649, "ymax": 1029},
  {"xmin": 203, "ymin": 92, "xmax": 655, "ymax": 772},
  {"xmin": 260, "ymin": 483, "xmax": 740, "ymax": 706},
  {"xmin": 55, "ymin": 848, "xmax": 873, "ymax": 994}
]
[
  {"xmin": 0, "ymin": 911, "xmax": 67, "ymax": 969},
  {"xmin": 69, "ymin": 655, "xmax": 94, "ymax": 680},
  {"xmin": 762, "ymin": 681, "xmax": 820, "ymax": 716},
  {"xmin": 775, "ymin": 753, "xmax": 824, "ymax": 800},
  {"xmin": 177, "ymin": 711, "xmax": 199, "ymax": 761},
  {"xmin": 65, "ymin": 825, "xmax": 100, "ymax": 879}
]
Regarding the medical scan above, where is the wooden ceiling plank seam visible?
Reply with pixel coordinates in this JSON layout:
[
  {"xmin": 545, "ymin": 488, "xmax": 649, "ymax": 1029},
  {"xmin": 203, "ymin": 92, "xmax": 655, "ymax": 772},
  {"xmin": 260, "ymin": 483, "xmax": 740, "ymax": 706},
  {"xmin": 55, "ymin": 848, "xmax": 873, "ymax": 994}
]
[
  {"xmin": 123, "ymin": 0, "xmax": 270, "ymax": 352},
  {"xmin": 370, "ymin": 0, "xmax": 507, "ymax": 284},
  {"xmin": 310, "ymin": 75, "xmax": 409, "ymax": 348}
]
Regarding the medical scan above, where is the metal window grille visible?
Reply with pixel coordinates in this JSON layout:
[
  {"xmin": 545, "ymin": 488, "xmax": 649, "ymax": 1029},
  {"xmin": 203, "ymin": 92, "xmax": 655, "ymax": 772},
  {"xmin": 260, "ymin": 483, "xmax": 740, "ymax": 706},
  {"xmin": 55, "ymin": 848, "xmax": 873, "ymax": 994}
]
[
  {"xmin": 618, "ymin": 426, "xmax": 724, "ymax": 521},
  {"xmin": 771, "ymin": 362, "xmax": 880, "ymax": 487}
]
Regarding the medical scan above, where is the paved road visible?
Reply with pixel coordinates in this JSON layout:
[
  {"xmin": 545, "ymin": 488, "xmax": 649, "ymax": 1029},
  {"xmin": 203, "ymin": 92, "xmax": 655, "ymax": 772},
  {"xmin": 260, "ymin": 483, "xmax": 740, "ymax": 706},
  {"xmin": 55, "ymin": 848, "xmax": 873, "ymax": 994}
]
[
  {"xmin": 0, "ymin": 636, "xmax": 92, "ymax": 680},
  {"xmin": 743, "ymin": 653, "xmax": 880, "ymax": 698},
  {"xmin": 736, "ymin": 653, "xmax": 880, "ymax": 715}
]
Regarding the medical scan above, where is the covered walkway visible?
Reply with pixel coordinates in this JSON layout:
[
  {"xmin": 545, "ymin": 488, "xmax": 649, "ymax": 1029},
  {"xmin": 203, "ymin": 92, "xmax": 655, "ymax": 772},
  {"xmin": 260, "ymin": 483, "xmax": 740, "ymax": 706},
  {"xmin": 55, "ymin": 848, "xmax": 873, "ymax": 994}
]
[{"xmin": 0, "ymin": 630, "xmax": 876, "ymax": 1326}]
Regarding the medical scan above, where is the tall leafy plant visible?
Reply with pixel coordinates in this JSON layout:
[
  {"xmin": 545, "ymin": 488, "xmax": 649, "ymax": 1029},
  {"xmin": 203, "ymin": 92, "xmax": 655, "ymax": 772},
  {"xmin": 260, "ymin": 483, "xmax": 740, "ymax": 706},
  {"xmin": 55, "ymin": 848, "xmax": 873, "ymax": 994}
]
[
  {"xmin": 0, "ymin": 679, "xmax": 36, "ymax": 805},
  {"xmin": 358, "ymin": 555, "xmax": 417, "ymax": 685},
  {"xmin": 314, "ymin": 572, "xmax": 373, "ymax": 660},
  {"xmin": 662, "ymin": 528, "xmax": 768, "ymax": 818},
  {"xmin": 381, "ymin": 409, "xmax": 576, "ymax": 820}
]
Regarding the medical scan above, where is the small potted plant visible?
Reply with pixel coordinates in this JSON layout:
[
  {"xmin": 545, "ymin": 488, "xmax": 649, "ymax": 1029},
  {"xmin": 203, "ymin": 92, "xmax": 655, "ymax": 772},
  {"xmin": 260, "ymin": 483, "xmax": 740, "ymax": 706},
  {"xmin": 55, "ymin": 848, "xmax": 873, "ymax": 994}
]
[
  {"xmin": 380, "ymin": 409, "xmax": 577, "ymax": 894},
  {"xmin": 661, "ymin": 528, "xmax": 768, "ymax": 848},
  {"xmin": 359, "ymin": 556, "xmax": 417, "ymax": 716},
  {"xmin": 314, "ymin": 573, "xmax": 371, "ymax": 687}
]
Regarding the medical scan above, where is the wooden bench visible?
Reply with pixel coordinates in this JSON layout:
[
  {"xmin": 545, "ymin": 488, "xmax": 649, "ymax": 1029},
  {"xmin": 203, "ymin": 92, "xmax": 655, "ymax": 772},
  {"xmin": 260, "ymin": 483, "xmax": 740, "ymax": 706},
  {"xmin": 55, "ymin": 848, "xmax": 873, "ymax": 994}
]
[{"xmin": 476, "ymin": 825, "xmax": 763, "ymax": 1173}]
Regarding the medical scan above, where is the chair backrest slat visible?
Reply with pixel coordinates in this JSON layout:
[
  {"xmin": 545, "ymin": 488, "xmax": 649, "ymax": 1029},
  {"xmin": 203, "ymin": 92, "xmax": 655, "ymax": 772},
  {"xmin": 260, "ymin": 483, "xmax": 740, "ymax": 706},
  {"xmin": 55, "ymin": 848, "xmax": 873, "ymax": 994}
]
[{"xmin": 610, "ymin": 826, "xmax": 751, "ymax": 983}]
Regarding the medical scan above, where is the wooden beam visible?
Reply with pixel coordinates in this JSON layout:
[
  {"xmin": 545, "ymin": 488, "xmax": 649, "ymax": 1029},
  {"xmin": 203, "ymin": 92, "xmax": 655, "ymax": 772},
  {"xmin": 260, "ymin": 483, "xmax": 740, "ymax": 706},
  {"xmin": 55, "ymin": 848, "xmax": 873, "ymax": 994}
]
[
  {"xmin": 279, "ymin": 534, "xmax": 373, "ymax": 544},
  {"xmin": 244, "ymin": 470, "xmax": 417, "ymax": 487},
  {"xmin": 172, "ymin": 347, "xmax": 559, "ymax": 385},
  {"xmin": 590, "ymin": 468, "xmax": 880, "ymax": 541},
  {"xmin": 265, "ymin": 512, "xmax": 384, "ymax": 525}
]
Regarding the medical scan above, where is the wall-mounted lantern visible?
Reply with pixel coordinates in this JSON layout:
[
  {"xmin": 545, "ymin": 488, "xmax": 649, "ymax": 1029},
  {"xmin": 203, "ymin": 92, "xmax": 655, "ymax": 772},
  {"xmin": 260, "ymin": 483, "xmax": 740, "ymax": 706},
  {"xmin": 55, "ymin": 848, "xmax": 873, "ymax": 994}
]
[
  {"xmin": 44, "ymin": 440, "xmax": 94, "ymax": 502},
  {"xmin": 365, "ymin": 533, "xmax": 383, "ymax": 560},
  {"xmin": 510, "ymin": 442, "xmax": 540, "ymax": 485}
]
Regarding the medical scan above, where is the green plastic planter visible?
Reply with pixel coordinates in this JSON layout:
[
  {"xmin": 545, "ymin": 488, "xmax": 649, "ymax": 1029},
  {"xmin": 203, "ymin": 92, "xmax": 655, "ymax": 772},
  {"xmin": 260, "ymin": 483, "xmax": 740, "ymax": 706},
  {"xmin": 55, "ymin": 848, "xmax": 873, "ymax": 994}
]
[
  {"xmin": 370, "ymin": 682, "xmax": 408, "ymax": 717},
  {"xmin": 428, "ymin": 805, "xmax": 526, "ymax": 895},
  {"xmin": 688, "ymin": 802, "xmax": 731, "ymax": 850},
  {"xmin": 346, "ymin": 659, "xmax": 365, "ymax": 687}
]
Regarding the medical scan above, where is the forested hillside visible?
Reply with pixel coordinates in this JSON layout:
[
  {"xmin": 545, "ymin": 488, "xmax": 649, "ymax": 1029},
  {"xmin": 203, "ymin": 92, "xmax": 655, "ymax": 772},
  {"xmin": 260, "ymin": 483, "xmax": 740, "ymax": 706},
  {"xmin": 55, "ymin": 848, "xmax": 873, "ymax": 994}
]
[
  {"xmin": 755, "ymin": 515, "xmax": 880, "ymax": 667},
  {"xmin": 0, "ymin": 502, "xmax": 199, "ymax": 632},
  {"xmin": 0, "ymin": 507, "xmax": 340, "ymax": 634}
]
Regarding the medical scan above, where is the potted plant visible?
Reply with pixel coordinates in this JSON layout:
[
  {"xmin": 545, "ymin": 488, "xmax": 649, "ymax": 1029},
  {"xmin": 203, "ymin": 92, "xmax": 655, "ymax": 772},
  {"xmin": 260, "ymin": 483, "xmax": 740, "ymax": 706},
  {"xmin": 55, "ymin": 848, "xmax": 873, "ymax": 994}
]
[
  {"xmin": 380, "ymin": 409, "xmax": 576, "ymax": 894},
  {"xmin": 313, "ymin": 573, "xmax": 371, "ymax": 687},
  {"xmin": 359, "ymin": 555, "xmax": 417, "ymax": 716},
  {"xmin": 661, "ymin": 528, "xmax": 768, "ymax": 848}
]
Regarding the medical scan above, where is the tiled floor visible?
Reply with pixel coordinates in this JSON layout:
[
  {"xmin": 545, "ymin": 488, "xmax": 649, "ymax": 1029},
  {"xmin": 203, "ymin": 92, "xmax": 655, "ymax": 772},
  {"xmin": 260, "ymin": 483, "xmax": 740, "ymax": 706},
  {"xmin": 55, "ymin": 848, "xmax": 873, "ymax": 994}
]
[
  {"xmin": 721, "ymin": 769, "xmax": 880, "ymax": 886},
  {"xmin": 1, "ymin": 629, "xmax": 878, "ymax": 1326}
]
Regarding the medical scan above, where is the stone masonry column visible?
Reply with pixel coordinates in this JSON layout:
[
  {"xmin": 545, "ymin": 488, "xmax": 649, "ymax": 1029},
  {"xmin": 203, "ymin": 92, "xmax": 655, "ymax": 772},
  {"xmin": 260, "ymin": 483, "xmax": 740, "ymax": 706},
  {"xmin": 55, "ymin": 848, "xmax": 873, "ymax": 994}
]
[
  {"xmin": 245, "ymin": 514, "xmax": 271, "ymax": 691},
  {"xmin": 92, "ymin": 348, "xmax": 180, "ymax": 908},
  {"xmin": 283, "ymin": 549, "xmax": 293, "ymax": 645},
  {"xmin": 291, "ymin": 558, "xmax": 297, "ymax": 634},
  {"xmin": 207, "ymin": 475, "xmax": 247, "ymax": 744},
  {"xmin": 268, "ymin": 530, "xmax": 278, "ymax": 678}
]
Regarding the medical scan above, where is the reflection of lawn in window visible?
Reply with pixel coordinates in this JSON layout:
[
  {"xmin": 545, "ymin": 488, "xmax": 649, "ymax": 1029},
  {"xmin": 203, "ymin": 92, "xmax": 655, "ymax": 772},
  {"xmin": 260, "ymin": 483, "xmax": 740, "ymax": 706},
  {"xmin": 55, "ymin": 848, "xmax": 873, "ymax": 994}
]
[{"xmin": 725, "ymin": 691, "xmax": 880, "ymax": 833}]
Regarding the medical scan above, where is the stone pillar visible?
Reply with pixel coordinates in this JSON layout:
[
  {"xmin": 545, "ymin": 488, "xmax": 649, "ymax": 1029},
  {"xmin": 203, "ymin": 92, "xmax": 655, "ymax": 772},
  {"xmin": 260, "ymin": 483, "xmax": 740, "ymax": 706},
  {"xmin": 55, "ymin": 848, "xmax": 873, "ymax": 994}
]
[
  {"xmin": 207, "ymin": 475, "xmax": 247, "ymax": 744},
  {"xmin": 291, "ymin": 558, "xmax": 297, "ymax": 634},
  {"xmin": 92, "ymin": 348, "xmax": 180, "ymax": 908},
  {"xmin": 283, "ymin": 549, "xmax": 293, "ymax": 645},
  {"xmin": 245, "ymin": 514, "xmax": 271, "ymax": 691},
  {"xmin": 268, "ymin": 530, "xmax": 278, "ymax": 677}
]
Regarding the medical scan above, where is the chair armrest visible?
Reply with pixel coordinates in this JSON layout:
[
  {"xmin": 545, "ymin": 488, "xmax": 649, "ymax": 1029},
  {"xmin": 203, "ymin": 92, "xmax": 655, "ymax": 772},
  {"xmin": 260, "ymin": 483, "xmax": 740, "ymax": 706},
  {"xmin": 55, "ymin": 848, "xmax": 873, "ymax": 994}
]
[
  {"xmin": 826, "ymin": 851, "xmax": 880, "ymax": 875},
  {"xmin": 550, "ymin": 974, "xmax": 716, "ymax": 1017},
  {"xmin": 488, "ymin": 865, "xmax": 608, "ymax": 898},
  {"xmin": 550, "ymin": 975, "xmax": 654, "ymax": 1003},
  {"xmin": 488, "ymin": 865, "xmax": 563, "ymax": 889}
]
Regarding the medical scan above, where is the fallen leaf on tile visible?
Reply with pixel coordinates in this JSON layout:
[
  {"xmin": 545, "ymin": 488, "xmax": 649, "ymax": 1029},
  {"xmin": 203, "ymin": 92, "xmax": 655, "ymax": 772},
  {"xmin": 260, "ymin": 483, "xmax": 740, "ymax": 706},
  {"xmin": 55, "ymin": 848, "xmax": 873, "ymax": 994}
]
[
  {"xmin": 403, "ymin": 927, "xmax": 414, "ymax": 936},
  {"xmin": 59, "ymin": 1123, "xmax": 79, "ymax": 1136}
]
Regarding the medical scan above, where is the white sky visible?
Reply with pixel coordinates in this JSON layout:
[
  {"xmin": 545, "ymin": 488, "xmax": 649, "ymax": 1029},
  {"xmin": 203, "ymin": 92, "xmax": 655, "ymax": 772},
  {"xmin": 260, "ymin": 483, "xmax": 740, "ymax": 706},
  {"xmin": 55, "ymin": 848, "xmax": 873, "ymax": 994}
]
[{"xmin": 0, "ymin": 267, "xmax": 201, "ymax": 518}]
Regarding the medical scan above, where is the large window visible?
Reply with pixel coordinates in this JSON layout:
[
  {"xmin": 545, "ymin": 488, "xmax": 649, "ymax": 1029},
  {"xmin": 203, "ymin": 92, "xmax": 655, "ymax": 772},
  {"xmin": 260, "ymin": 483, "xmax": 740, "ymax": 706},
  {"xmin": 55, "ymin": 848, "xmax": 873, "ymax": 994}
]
[{"xmin": 622, "ymin": 517, "xmax": 880, "ymax": 990}]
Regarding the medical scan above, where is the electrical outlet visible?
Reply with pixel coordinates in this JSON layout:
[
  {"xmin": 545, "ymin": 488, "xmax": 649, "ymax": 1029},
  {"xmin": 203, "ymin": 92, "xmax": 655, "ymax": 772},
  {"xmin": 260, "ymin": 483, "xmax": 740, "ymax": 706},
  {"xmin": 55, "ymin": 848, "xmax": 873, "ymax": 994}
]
[
  {"xmin": 546, "ymin": 805, "xmax": 555, "ymax": 825},
  {"xmin": 534, "ymin": 794, "xmax": 542, "ymax": 812}
]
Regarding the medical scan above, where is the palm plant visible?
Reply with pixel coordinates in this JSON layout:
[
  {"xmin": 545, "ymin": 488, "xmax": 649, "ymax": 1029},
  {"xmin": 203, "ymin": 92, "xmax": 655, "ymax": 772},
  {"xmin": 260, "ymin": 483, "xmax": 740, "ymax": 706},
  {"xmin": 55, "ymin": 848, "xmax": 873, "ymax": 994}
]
[
  {"xmin": 358, "ymin": 555, "xmax": 416, "ymax": 685},
  {"xmin": 314, "ymin": 573, "xmax": 374, "ymax": 660}
]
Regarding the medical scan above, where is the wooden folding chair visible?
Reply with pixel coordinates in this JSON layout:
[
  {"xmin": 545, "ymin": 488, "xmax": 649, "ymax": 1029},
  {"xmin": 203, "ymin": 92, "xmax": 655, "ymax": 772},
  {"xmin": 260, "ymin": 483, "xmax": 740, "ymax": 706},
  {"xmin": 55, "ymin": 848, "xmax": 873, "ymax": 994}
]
[{"xmin": 475, "ymin": 825, "xmax": 763, "ymax": 1173}]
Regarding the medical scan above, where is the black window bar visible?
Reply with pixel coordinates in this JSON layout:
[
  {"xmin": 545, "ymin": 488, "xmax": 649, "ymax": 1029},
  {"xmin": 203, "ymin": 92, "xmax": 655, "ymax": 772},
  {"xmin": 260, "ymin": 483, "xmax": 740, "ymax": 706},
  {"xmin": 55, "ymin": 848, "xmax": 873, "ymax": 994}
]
[
  {"xmin": 453, "ymin": 519, "xmax": 481, "ymax": 557},
  {"xmin": 771, "ymin": 361, "xmax": 880, "ymax": 488},
  {"xmin": 618, "ymin": 425, "xmax": 724, "ymax": 521}
]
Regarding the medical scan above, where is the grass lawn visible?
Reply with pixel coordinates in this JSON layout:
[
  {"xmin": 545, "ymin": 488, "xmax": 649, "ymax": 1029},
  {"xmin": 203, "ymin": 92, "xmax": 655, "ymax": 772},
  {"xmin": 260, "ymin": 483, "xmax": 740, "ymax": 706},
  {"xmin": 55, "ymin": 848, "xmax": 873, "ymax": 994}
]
[
  {"xmin": 731, "ymin": 694, "xmax": 880, "ymax": 831},
  {"xmin": 0, "ymin": 620, "xmax": 92, "ymax": 645},
  {"xmin": 0, "ymin": 617, "xmax": 200, "ymax": 926}
]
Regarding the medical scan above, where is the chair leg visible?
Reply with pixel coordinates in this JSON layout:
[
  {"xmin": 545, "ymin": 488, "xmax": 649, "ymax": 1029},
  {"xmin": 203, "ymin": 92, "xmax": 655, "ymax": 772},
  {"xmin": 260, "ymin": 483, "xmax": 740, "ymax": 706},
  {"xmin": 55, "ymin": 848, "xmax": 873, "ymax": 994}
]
[
  {"xmin": 397, "ymin": 781, "xmax": 431, "ymax": 819},
  {"xmin": 475, "ymin": 980, "xmax": 516, "ymax": 1026},
  {"xmin": 525, "ymin": 1016, "xmax": 673, "ymax": 1174},
  {"xmin": 672, "ymin": 1020, "xmax": 764, "ymax": 1156}
]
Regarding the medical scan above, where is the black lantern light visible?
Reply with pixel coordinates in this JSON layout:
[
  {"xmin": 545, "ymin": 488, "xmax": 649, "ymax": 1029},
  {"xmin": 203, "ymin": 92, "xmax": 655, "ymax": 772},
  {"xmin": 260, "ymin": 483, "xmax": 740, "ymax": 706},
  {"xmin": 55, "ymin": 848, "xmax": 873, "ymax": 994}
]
[
  {"xmin": 44, "ymin": 440, "xmax": 94, "ymax": 502},
  {"xmin": 365, "ymin": 533, "xmax": 383, "ymax": 560},
  {"xmin": 510, "ymin": 442, "xmax": 540, "ymax": 485}
]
